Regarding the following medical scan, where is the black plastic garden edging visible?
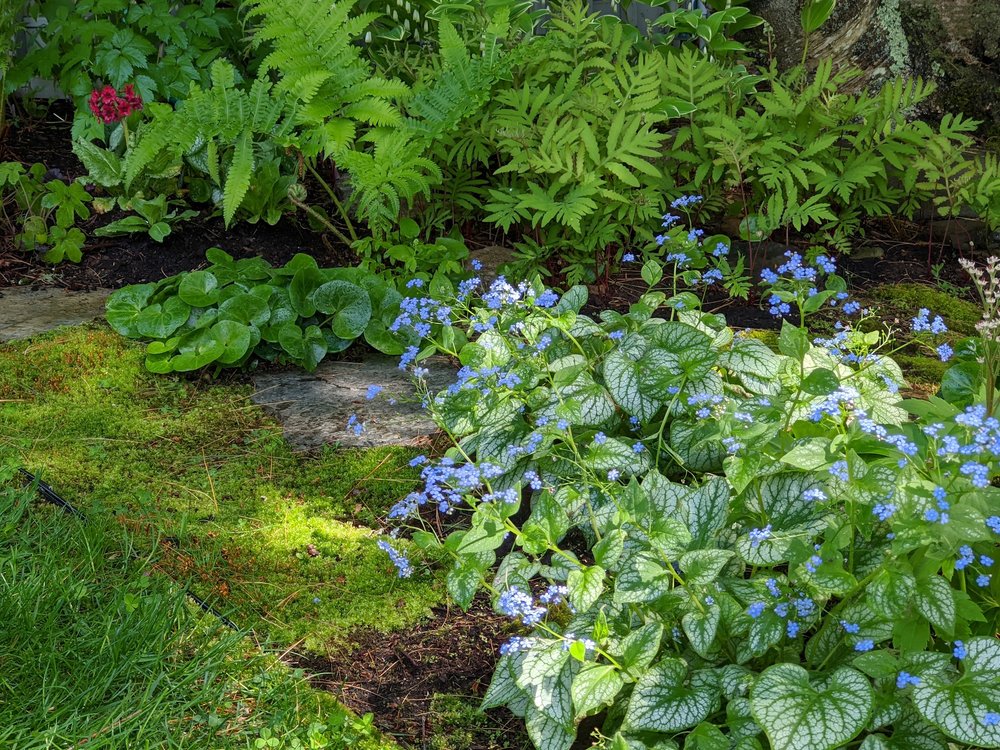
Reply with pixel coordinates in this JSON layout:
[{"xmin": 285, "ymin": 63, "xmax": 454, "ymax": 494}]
[{"xmin": 17, "ymin": 468, "xmax": 239, "ymax": 631}]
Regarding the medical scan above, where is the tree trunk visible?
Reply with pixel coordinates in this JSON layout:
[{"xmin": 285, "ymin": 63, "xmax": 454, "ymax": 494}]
[{"xmin": 745, "ymin": 0, "xmax": 1000, "ymax": 134}]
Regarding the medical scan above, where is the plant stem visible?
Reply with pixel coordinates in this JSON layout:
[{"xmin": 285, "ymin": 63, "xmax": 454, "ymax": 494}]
[{"xmin": 305, "ymin": 162, "xmax": 358, "ymax": 243}]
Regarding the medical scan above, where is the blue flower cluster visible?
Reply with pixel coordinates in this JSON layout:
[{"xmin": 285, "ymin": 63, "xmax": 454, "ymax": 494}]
[
  {"xmin": 389, "ymin": 458, "xmax": 505, "ymax": 519},
  {"xmin": 746, "ymin": 578, "xmax": 817, "ymax": 639},
  {"xmin": 377, "ymin": 539, "xmax": 413, "ymax": 578},
  {"xmin": 759, "ymin": 251, "xmax": 861, "ymax": 320},
  {"xmin": 497, "ymin": 587, "xmax": 547, "ymax": 626}
]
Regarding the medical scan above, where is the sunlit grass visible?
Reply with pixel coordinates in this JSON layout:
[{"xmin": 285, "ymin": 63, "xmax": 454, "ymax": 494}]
[{"xmin": 0, "ymin": 326, "xmax": 444, "ymax": 651}]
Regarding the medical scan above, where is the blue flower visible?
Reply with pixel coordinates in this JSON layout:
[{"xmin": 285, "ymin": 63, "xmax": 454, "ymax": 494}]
[
  {"xmin": 805, "ymin": 555, "xmax": 822, "ymax": 573},
  {"xmin": 539, "ymin": 584, "xmax": 569, "ymax": 606},
  {"xmin": 829, "ymin": 461, "xmax": 849, "ymax": 481},
  {"xmin": 912, "ymin": 308, "xmax": 948, "ymax": 334},
  {"xmin": 840, "ymin": 621, "xmax": 860, "ymax": 634},
  {"xmin": 499, "ymin": 636, "xmax": 537, "ymax": 655},
  {"xmin": 409, "ymin": 455, "xmax": 427, "ymax": 467},
  {"xmin": 497, "ymin": 588, "xmax": 546, "ymax": 626},
  {"xmin": 607, "ymin": 469, "xmax": 621, "ymax": 481},
  {"xmin": 842, "ymin": 301, "xmax": 861, "ymax": 315},
  {"xmin": 535, "ymin": 289, "xmax": 559, "ymax": 308},
  {"xmin": 984, "ymin": 713, "xmax": 1000, "ymax": 727},
  {"xmin": 712, "ymin": 242, "xmax": 728, "ymax": 257},
  {"xmin": 786, "ymin": 621, "xmax": 800, "ymax": 637},
  {"xmin": 622, "ymin": 252, "xmax": 636, "ymax": 262},
  {"xmin": 896, "ymin": 672, "xmax": 920, "ymax": 689},
  {"xmin": 954, "ymin": 641, "xmax": 967, "ymax": 660},
  {"xmin": 982, "ymin": 555, "xmax": 994, "ymax": 567},
  {"xmin": 937, "ymin": 343, "xmax": 953, "ymax": 362},
  {"xmin": 854, "ymin": 639, "xmax": 875, "ymax": 652},
  {"xmin": 608, "ymin": 329, "xmax": 625, "ymax": 340},
  {"xmin": 988, "ymin": 516, "xmax": 1000, "ymax": 534},
  {"xmin": 977, "ymin": 574, "xmax": 992, "ymax": 587},
  {"xmin": 399, "ymin": 345, "xmax": 419, "ymax": 370},
  {"xmin": 873, "ymin": 503, "xmax": 896, "ymax": 521},
  {"xmin": 814, "ymin": 255, "xmax": 837, "ymax": 274},
  {"xmin": 748, "ymin": 525, "xmax": 772, "ymax": 548},
  {"xmin": 747, "ymin": 601, "xmax": 766, "ymax": 618},
  {"xmin": 593, "ymin": 432, "xmax": 607, "ymax": 445},
  {"xmin": 632, "ymin": 441, "xmax": 645, "ymax": 453},
  {"xmin": 406, "ymin": 278, "xmax": 424, "ymax": 288},
  {"xmin": 955, "ymin": 545, "xmax": 976, "ymax": 570},
  {"xmin": 377, "ymin": 539, "xmax": 413, "ymax": 578},
  {"xmin": 346, "ymin": 414, "xmax": 364, "ymax": 436},
  {"xmin": 767, "ymin": 294, "xmax": 791, "ymax": 317},
  {"xmin": 670, "ymin": 194, "xmax": 703, "ymax": 209},
  {"xmin": 960, "ymin": 461, "xmax": 990, "ymax": 488},
  {"xmin": 366, "ymin": 384, "xmax": 383, "ymax": 400},
  {"xmin": 803, "ymin": 488, "xmax": 827, "ymax": 502}
]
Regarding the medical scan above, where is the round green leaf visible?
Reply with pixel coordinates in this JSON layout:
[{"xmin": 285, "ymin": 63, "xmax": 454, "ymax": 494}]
[
  {"xmin": 177, "ymin": 271, "xmax": 220, "ymax": 307},
  {"xmin": 751, "ymin": 664, "xmax": 873, "ymax": 750},
  {"xmin": 913, "ymin": 637, "xmax": 1000, "ymax": 747},
  {"xmin": 169, "ymin": 328, "xmax": 226, "ymax": 371},
  {"xmin": 106, "ymin": 283, "xmax": 155, "ymax": 337},
  {"xmin": 136, "ymin": 296, "xmax": 191, "ymax": 339},
  {"xmin": 364, "ymin": 320, "xmax": 408, "ymax": 355},
  {"xmin": 311, "ymin": 280, "xmax": 372, "ymax": 339},
  {"xmin": 218, "ymin": 293, "xmax": 270, "ymax": 327},
  {"xmin": 211, "ymin": 320, "xmax": 255, "ymax": 365}
]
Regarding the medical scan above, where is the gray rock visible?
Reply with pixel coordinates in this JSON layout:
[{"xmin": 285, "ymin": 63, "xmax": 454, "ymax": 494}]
[
  {"xmin": 467, "ymin": 245, "xmax": 517, "ymax": 283},
  {"xmin": 251, "ymin": 354, "xmax": 455, "ymax": 450},
  {"xmin": 0, "ymin": 287, "xmax": 111, "ymax": 342}
]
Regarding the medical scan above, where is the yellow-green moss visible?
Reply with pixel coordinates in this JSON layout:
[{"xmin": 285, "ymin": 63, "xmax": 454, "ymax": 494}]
[{"xmin": 0, "ymin": 325, "xmax": 444, "ymax": 652}]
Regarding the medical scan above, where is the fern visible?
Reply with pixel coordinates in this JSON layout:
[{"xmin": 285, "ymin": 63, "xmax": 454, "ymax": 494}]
[{"xmin": 223, "ymin": 131, "xmax": 254, "ymax": 226}]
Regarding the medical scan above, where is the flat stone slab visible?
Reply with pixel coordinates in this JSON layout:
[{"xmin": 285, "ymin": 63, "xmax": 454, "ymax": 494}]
[
  {"xmin": 0, "ymin": 287, "xmax": 111, "ymax": 342},
  {"xmin": 251, "ymin": 354, "xmax": 454, "ymax": 450}
]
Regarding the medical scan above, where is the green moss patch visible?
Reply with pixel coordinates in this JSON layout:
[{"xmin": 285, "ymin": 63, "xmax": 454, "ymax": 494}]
[{"xmin": 0, "ymin": 326, "xmax": 444, "ymax": 652}]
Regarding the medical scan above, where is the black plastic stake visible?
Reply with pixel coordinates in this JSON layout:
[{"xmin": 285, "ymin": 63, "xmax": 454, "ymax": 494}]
[{"xmin": 18, "ymin": 468, "xmax": 239, "ymax": 631}]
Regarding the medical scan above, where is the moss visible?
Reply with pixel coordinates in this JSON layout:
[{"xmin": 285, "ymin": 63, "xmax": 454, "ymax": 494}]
[
  {"xmin": 853, "ymin": 282, "xmax": 980, "ymax": 386},
  {"xmin": 425, "ymin": 694, "xmax": 530, "ymax": 750},
  {"xmin": 0, "ymin": 325, "xmax": 444, "ymax": 652},
  {"xmin": 863, "ymin": 282, "xmax": 981, "ymax": 336}
]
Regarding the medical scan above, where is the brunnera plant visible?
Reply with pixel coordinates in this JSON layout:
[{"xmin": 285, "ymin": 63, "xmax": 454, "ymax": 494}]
[{"xmin": 377, "ymin": 235, "xmax": 1000, "ymax": 750}]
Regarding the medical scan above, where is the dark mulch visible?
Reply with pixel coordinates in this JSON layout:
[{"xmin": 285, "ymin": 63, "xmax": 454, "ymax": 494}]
[
  {"xmin": 287, "ymin": 597, "xmax": 530, "ymax": 750},
  {"xmin": 0, "ymin": 101, "xmax": 354, "ymax": 290},
  {"xmin": 0, "ymin": 215, "xmax": 353, "ymax": 291}
]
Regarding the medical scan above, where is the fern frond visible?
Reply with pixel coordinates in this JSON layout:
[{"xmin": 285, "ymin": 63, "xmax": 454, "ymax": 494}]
[{"xmin": 223, "ymin": 130, "xmax": 254, "ymax": 226}]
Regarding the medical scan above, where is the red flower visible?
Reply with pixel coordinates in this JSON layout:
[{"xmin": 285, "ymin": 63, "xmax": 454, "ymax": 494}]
[{"xmin": 88, "ymin": 84, "xmax": 144, "ymax": 124}]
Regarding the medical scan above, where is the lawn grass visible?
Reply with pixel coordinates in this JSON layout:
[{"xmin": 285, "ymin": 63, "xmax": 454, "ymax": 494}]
[
  {"xmin": 0, "ymin": 326, "xmax": 444, "ymax": 652},
  {"xmin": 0, "ymin": 480, "xmax": 392, "ymax": 749}
]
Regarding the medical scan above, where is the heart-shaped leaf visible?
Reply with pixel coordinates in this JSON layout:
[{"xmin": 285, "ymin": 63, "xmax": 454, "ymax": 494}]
[
  {"xmin": 312, "ymin": 280, "xmax": 372, "ymax": 339},
  {"xmin": 136, "ymin": 296, "xmax": 191, "ymax": 339},
  {"xmin": 170, "ymin": 328, "xmax": 226, "ymax": 371},
  {"xmin": 913, "ymin": 637, "xmax": 1000, "ymax": 747},
  {"xmin": 623, "ymin": 659, "xmax": 718, "ymax": 733},
  {"xmin": 177, "ymin": 271, "xmax": 220, "ymax": 307},
  {"xmin": 751, "ymin": 664, "xmax": 872, "ymax": 750},
  {"xmin": 106, "ymin": 283, "xmax": 155, "ymax": 337}
]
